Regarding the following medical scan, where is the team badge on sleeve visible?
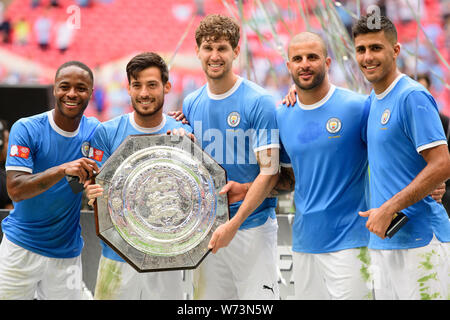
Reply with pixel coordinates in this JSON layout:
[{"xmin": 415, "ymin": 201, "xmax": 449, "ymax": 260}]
[
  {"xmin": 89, "ymin": 147, "xmax": 104, "ymax": 162},
  {"xmin": 326, "ymin": 118, "xmax": 342, "ymax": 134},
  {"xmin": 227, "ymin": 111, "xmax": 241, "ymax": 127},
  {"xmin": 10, "ymin": 145, "xmax": 30, "ymax": 159},
  {"xmin": 381, "ymin": 109, "xmax": 391, "ymax": 125}
]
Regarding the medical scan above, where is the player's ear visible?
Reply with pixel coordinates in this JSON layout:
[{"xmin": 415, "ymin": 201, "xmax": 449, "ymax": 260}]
[
  {"xmin": 325, "ymin": 56, "xmax": 331, "ymax": 69},
  {"xmin": 233, "ymin": 45, "xmax": 240, "ymax": 59},
  {"xmin": 393, "ymin": 42, "xmax": 401, "ymax": 59},
  {"xmin": 164, "ymin": 81, "xmax": 171, "ymax": 94},
  {"xmin": 195, "ymin": 45, "xmax": 200, "ymax": 58}
]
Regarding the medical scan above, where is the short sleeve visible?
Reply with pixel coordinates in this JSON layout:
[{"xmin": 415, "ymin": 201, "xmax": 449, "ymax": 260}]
[
  {"xmin": 360, "ymin": 96, "xmax": 371, "ymax": 145},
  {"xmin": 401, "ymin": 90, "xmax": 447, "ymax": 153},
  {"xmin": 5, "ymin": 120, "xmax": 35, "ymax": 173},
  {"xmin": 250, "ymin": 95, "xmax": 280, "ymax": 152},
  {"xmin": 88, "ymin": 125, "xmax": 111, "ymax": 167}
]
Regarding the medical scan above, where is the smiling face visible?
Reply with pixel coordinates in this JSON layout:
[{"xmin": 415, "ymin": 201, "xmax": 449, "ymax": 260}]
[
  {"xmin": 287, "ymin": 39, "xmax": 330, "ymax": 91},
  {"xmin": 127, "ymin": 66, "xmax": 171, "ymax": 118},
  {"xmin": 354, "ymin": 30, "xmax": 400, "ymax": 92},
  {"xmin": 196, "ymin": 37, "xmax": 239, "ymax": 81},
  {"xmin": 54, "ymin": 65, "xmax": 93, "ymax": 121}
]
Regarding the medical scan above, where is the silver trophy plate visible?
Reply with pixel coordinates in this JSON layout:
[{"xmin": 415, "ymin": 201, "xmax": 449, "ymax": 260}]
[{"xmin": 94, "ymin": 134, "xmax": 229, "ymax": 272}]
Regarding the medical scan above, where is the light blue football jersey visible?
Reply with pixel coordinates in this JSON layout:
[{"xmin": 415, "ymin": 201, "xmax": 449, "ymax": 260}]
[
  {"xmin": 182, "ymin": 77, "xmax": 280, "ymax": 229},
  {"xmin": 89, "ymin": 112, "xmax": 192, "ymax": 262},
  {"xmin": 277, "ymin": 86, "xmax": 370, "ymax": 253},
  {"xmin": 3, "ymin": 111, "xmax": 100, "ymax": 258},
  {"xmin": 366, "ymin": 74, "xmax": 450, "ymax": 249}
]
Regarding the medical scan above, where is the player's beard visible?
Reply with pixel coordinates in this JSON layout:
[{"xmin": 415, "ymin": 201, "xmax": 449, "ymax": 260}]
[
  {"xmin": 131, "ymin": 96, "xmax": 164, "ymax": 118},
  {"xmin": 292, "ymin": 67, "xmax": 326, "ymax": 91}
]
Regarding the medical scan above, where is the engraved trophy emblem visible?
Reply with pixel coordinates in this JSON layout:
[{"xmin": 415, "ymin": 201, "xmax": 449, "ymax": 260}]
[{"xmin": 94, "ymin": 134, "xmax": 229, "ymax": 272}]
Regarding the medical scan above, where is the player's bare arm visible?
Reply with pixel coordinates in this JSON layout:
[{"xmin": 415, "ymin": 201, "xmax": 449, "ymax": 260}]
[
  {"xmin": 167, "ymin": 110, "xmax": 189, "ymax": 124},
  {"xmin": 359, "ymin": 144, "xmax": 450, "ymax": 238},
  {"xmin": 86, "ymin": 183, "xmax": 104, "ymax": 207},
  {"xmin": 270, "ymin": 166, "xmax": 295, "ymax": 196},
  {"xmin": 208, "ymin": 148, "xmax": 280, "ymax": 253},
  {"xmin": 219, "ymin": 180, "xmax": 251, "ymax": 204},
  {"xmin": 166, "ymin": 128, "xmax": 196, "ymax": 143},
  {"xmin": 282, "ymin": 84, "xmax": 297, "ymax": 107},
  {"xmin": 220, "ymin": 165, "xmax": 294, "ymax": 203},
  {"xmin": 430, "ymin": 182, "xmax": 446, "ymax": 203},
  {"xmin": 7, "ymin": 157, "xmax": 98, "ymax": 202}
]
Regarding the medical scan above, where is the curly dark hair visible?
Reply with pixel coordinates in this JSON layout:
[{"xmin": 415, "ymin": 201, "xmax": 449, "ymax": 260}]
[{"xmin": 195, "ymin": 14, "xmax": 240, "ymax": 49}]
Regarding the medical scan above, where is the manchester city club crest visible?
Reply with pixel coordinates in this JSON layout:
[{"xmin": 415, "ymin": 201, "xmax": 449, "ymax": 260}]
[
  {"xmin": 381, "ymin": 109, "xmax": 391, "ymax": 125},
  {"xmin": 81, "ymin": 141, "xmax": 91, "ymax": 157},
  {"xmin": 326, "ymin": 117, "xmax": 342, "ymax": 134},
  {"xmin": 227, "ymin": 111, "xmax": 241, "ymax": 127}
]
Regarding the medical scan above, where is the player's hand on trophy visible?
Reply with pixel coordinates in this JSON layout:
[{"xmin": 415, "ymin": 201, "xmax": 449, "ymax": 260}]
[
  {"xmin": 208, "ymin": 220, "xmax": 239, "ymax": 254},
  {"xmin": 167, "ymin": 128, "xmax": 196, "ymax": 143},
  {"xmin": 430, "ymin": 182, "xmax": 446, "ymax": 203},
  {"xmin": 219, "ymin": 181, "xmax": 250, "ymax": 204},
  {"xmin": 282, "ymin": 84, "xmax": 297, "ymax": 107},
  {"xmin": 168, "ymin": 110, "xmax": 189, "ymax": 124},
  {"xmin": 61, "ymin": 158, "xmax": 99, "ymax": 186},
  {"xmin": 86, "ymin": 184, "xmax": 104, "ymax": 207}
]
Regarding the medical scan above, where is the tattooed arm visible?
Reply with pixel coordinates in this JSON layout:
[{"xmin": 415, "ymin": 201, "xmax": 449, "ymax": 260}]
[
  {"xmin": 7, "ymin": 158, "xmax": 98, "ymax": 202},
  {"xmin": 209, "ymin": 148, "xmax": 280, "ymax": 253},
  {"xmin": 270, "ymin": 166, "xmax": 295, "ymax": 196},
  {"xmin": 219, "ymin": 165, "xmax": 295, "ymax": 206}
]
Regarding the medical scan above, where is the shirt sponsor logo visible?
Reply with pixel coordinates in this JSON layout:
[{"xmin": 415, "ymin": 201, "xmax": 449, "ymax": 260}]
[
  {"xmin": 381, "ymin": 109, "xmax": 391, "ymax": 125},
  {"xmin": 326, "ymin": 117, "xmax": 341, "ymax": 134},
  {"xmin": 89, "ymin": 147, "xmax": 104, "ymax": 162},
  {"xmin": 227, "ymin": 111, "xmax": 241, "ymax": 127},
  {"xmin": 10, "ymin": 145, "xmax": 30, "ymax": 159}
]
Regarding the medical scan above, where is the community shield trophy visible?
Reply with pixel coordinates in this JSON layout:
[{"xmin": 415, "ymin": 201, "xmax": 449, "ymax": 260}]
[{"xmin": 94, "ymin": 134, "xmax": 229, "ymax": 272}]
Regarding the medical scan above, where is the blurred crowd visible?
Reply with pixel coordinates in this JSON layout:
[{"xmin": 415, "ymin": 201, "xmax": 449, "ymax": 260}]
[
  {"xmin": 0, "ymin": 0, "xmax": 109, "ymax": 52},
  {"xmin": 0, "ymin": 0, "xmax": 448, "ymax": 120}
]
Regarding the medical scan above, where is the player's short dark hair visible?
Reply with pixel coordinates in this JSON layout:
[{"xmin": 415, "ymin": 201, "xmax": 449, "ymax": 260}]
[
  {"xmin": 55, "ymin": 61, "xmax": 94, "ymax": 83},
  {"xmin": 195, "ymin": 14, "xmax": 240, "ymax": 49},
  {"xmin": 352, "ymin": 14, "xmax": 398, "ymax": 44},
  {"xmin": 126, "ymin": 52, "xmax": 169, "ymax": 84}
]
